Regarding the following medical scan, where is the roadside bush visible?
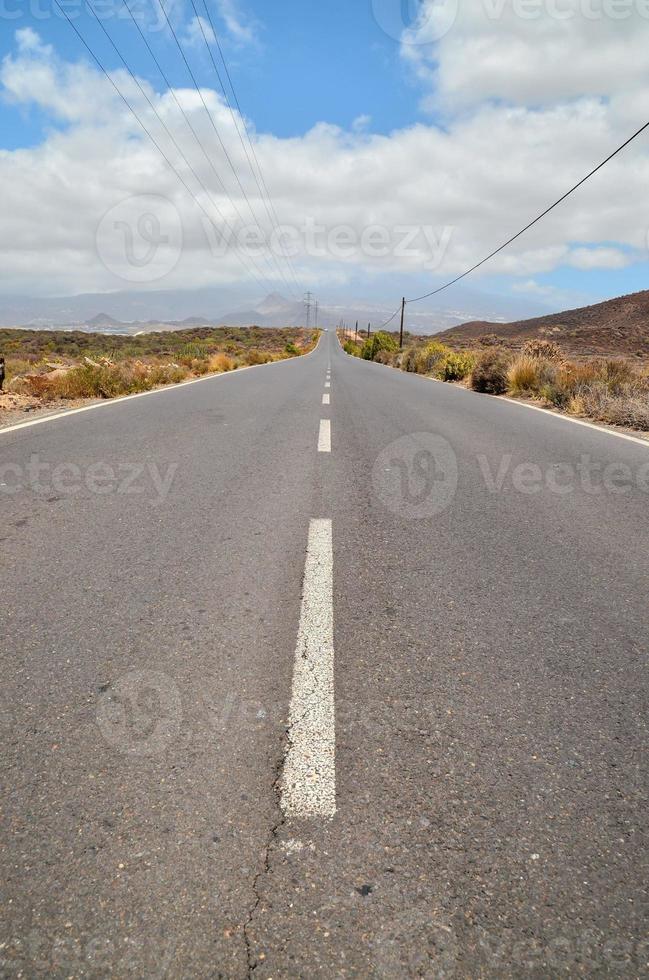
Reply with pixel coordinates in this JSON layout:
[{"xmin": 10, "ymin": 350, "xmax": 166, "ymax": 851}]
[
  {"xmin": 284, "ymin": 342, "xmax": 299, "ymax": 356},
  {"xmin": 343, "ymin": 340, "xmax": 361, "ymax": 357},
  {"xmin": 401, "ymin": 346, "xmax": 419, "ymax": 372},
  {"xmin": 440, "ymin": 350, "xmax": 476, "ymax": 381},
  {"xmin": 245, "ymin": 349, "xmax": 273, "ymax": 366},
  {"xmin": 414, "ymin": 341, "xmax": 449, "ymax": 375},
  {"xmin": 374, "ymin": 349, "xmax": 397, "ymax": 366},
  {"xmin": 361, "ymin": 331, "xmax": 398, "ymax": 361},
  {"xmin": 208, "ymin": 353, "xmax": 235, "ymax": 373},
  {"xmin": 507, "ymin": 355, "xmax": 539, "ymax": 394},
  {"xmin": 470, "ymin": 349, "xmax": 511, "ymax": 395}
]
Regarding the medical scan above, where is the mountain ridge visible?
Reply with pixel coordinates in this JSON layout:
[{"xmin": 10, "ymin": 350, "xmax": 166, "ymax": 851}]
[{"xmin": 437, "ymin": 288, "xmax": 649, "ymax": 357}]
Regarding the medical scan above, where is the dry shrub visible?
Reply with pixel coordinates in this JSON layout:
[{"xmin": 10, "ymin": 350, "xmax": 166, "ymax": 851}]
[
  {"xmin": 374, "ymin": 349, "xmax": 397, "ymax": 366},
  {"xmin": 508, "ymin": 355, "xmax": 559, "ymax": 396},
  {"xmin": 470, "ymin": 349, "xmax": 511, "ymax": 394},
  {"xmin": 245, "ymin": 349, "xmax": 273, "ymax": 366},
  {"xmin": 147, "ymin": 363, "xmax": 188, "ymax": 386},
  {"xmin": 191, "ymin": 357, "xmax": 210, "ymax": 376},
  {"xmin": 401, "ymin": 347, "xmax": 419, "ymax": 372},
  {"xmin": 209, "ymin": 353, "xmax": 235, "ymax": 372},
  {"xmin": 507, "ymin": 355, "xmax": 540, "ymax": 395},
  {"xmin": 522, "ymin": 339, "xmax": 564, "ymax": 361}
]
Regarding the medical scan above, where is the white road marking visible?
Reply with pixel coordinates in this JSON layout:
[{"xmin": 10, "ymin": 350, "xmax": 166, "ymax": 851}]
[
  {"xmin": 318, "ymin": 419, "xmax": 331, "ymax": 452},
  {"xmin": 498, "ymin": 395, "xmax": 649, "ymax": 447},
  {"xmin": 322, "ymin": 393, "xmax": 330, "ymax": 405},
  {"xmin": 281, "ymin": 518, "xmax": 336, "ymax": 819},
  {"xmin": 325, "ymin": 381, "xmax": 331, "ymax": 389},
  {"xmin": 0, "ymin": 333, "xmax": 324, "ymax": 438},
  {"xmin": 364, "ymin": 360, "xmax": 649, "ymax": 450}
]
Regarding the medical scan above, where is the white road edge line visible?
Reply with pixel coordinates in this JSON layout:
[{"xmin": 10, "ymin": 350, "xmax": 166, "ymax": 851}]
[
  {"xmin": 322, "ymin": 393, "xmax": 330, "ymax": 405},
  {"xmin": 281, "ymin": 518, "xmax": 336, "ymax": 820},
  {"xmin": 318, "ymin": 419, "xmax": 331, "ymax": 452},
  {"xmin": 0, "ymin": 332, "xmax": 324, "ymax": 437},
  {"xmin": 353, "ymin": 354, "xmax": 649, "ymax": 451}
]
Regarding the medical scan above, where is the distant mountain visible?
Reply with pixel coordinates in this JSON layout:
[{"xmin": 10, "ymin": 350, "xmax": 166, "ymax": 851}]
[
  {"xmin": 0, "ymin": 282, "xmax": 549, "ymax": 333},
  {"xmin": 86, "ymin": 313, "xmax": 124, "ymax": 328},
  {"xmin": 437, "ymin": 289, "xmax": 649, "ymax": 357}
]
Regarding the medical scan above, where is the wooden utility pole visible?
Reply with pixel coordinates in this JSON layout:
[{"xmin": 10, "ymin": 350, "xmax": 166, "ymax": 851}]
[
  {"xmin": 399, "ymin": 297, "xmax": 406, "ymax": 349},
  {"xmin": 367, "ymin": 323, "xmax": 371, "ymax": 340},
  {"xmin": 355, "ymin": 320, "xmax": 358, "ymax": 343}
]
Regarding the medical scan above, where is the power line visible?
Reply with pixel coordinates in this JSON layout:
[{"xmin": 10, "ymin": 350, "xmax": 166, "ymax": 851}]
[
  {"xmin": 87, "ymin": 1, "xmax": 285, "ymax": 290},
  {"xmin": 113, "ymin": 0, "xmax": 286, "ymax": 289},
  {"xmin": 190, "ymin": 0, "xmax": 303, "ymax": 294},
  {"xmin": 54, "ymin": 0, "xmax": 283, "ymax": 294},
  {"xmin": 407, "ymin": 118, "xmax": 649, "ymax": 305},
  {"xmin": 156, "ymin": 0, "xmax": 299, "ymax": 297}
]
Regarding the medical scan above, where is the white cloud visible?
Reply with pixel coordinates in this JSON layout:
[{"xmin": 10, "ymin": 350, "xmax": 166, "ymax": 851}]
[
  {"xmin": 214, "ymin": 0, "xmax": 259, "ymax": 46},
  {"xmin": 0, "ymin": 28, "xmax": 648, "ymax": 299},
  {"xmin": 402, "ymin": 0, "xmax": 649, "ymax": 109},
  {"xmin": 184, "ymin": 15, "xmax": 216, "ymax": 48},
  {"xmin": 567, "ymin": 246, "xmax": 632, "ymax": 269},
  {"xmin": 352, "ymin": 114, "xmax": 372, "ymax": 133}
]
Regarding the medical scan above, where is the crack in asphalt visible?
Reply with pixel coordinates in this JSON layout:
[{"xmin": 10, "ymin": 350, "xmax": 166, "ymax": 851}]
[
  {"xmin": 242, "ymin": 724, "xmax": 291, "ymax": 977},
  {"xmin": 242, "ymin": 697, "xmax": 315, "ymax": 976}
]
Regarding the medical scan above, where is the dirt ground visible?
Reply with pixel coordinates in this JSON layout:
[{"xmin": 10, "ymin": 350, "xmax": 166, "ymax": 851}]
[{"xmin": 0, "ymin": 390, "xmax": 94, "ymax": 430}]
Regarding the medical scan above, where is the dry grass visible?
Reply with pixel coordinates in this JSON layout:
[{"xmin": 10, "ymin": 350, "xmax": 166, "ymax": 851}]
[
  {"xmin": 208, "ymin": 352, "xmax": 236, "ymax": 373},
  {"xmin": 2, "ymin": 327, "xmax": 318, "ymax": 408}
]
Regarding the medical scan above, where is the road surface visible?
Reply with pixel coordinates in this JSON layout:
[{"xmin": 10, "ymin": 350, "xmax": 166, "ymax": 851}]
[{"xmin": 1, "ymin": 330, "xmax": 648, "ymax": 977}]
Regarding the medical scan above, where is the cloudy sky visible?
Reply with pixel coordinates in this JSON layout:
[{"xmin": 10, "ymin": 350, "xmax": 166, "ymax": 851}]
[{"xmin": 1, "ymin": 0, "xmax": 648, "ymax": 317}]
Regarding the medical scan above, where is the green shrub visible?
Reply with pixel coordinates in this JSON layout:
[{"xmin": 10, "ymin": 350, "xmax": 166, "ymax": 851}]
[
  {"xmin": 470, "ymin": 349, "xmax": 511, "ymax": 395},
  {"xmin": 284, "ymin": 342, "xmax": 299, "ymax": 356},
  {"xmin": 414, "ymin": 341, "xmax": 449, "ymax": 375},
  {"xmin": 440, "ymin": 350, "xmax": 476, "ymax": 381},
  {"xmin": 343, "ymin": 340, "xmax": 361, "ymax": 357},
  {"xmin": 361, "ymin": 331, "xmax": 398, "ymax": 361}
]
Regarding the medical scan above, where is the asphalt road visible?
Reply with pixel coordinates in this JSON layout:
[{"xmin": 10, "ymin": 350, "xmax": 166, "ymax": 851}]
[{"xmin": 1, "ymin": 330, "xmax": 648, "ymax": 978}]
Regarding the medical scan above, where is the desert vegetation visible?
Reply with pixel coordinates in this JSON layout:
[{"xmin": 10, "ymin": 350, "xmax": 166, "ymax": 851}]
[
  {"xmin": 341, "ymin": 330, "xmax": 649, "ymax": 432},
  {"xmin": 0, "ymin": 326, "xmax": 318, "ymax": 418}
]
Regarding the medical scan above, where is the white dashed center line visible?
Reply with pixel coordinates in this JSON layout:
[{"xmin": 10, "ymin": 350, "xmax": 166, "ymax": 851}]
[
  {"xmin": 318, "ymin": 419, "xmax": 331, "ymax": 453},
  {"xmin": 281, "ymin": 518, "xmax": 336, "ymax": 819},
  {"xmin": 322, "ymin": 393, "xmax": 330, "ymax": 405}
]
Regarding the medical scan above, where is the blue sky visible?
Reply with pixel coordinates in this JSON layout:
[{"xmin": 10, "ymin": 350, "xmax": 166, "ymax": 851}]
[
  {"xmin": 0, "ymin": 0, "xmax": 648, "ymax": 315},
  {"xmin": 0, "ymin": 0, "xmax": 423, "ymax": 144}
]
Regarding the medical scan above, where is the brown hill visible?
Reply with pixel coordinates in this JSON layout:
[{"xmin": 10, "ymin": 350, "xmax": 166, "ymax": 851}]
[{"xmin": 437, "ymin": 289, "xmax": 649, "ymax": 358}]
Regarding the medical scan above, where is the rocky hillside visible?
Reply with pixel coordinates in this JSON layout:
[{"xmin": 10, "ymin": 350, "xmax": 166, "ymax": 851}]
[{"xmin": 436, "ymin": 289, "xmax": 649, "ymax": 357}]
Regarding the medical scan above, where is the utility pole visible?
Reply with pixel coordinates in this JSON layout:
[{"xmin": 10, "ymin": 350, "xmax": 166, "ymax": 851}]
[
  {"xmin": 367, "ymin": 323, "xmax": 371, "ymax": 340},
  {"xmin": 355, "ymin": 320, "xmax": 358, "ymax": 343},
  {"xmin": 314, "ymin": 300, "xmax": 319, "ymax": 328},
  {"xmin": 304, "ymin": 291, "xmax": 313, "ymax": 329},
  {"xmin": 399, "ymin": 297, "xmax": 406, "ymax": 349}
]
